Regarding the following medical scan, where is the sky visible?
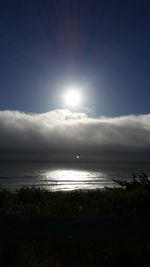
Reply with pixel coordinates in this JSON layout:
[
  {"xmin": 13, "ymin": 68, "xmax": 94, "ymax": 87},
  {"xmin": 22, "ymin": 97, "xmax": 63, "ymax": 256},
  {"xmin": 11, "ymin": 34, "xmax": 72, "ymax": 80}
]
[
  {"xmin": 0, "ymin": 0, "xmax": 150, "ymax": 116},
  {"xmin": 0, "ymin": 110, "xmax": 150, "ymax": 162},
  {"xmin": 0, "ymin": 0, "xmax": 150, "ymax": 162}
]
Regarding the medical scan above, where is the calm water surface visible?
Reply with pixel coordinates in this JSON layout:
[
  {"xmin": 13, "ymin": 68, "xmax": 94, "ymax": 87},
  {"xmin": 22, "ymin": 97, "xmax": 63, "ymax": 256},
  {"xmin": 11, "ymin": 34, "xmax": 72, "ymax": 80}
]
[{"xmin": 0, "ymin": 162, "xmax": 150, "ymax": 191}]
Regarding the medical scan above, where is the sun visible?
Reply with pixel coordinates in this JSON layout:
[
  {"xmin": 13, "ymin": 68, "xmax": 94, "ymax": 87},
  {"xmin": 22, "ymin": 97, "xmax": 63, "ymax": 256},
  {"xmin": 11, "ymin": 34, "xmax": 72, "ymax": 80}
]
[{"xmin": 65, "ymin": 90, "xmax": 81, "ymax": 107}]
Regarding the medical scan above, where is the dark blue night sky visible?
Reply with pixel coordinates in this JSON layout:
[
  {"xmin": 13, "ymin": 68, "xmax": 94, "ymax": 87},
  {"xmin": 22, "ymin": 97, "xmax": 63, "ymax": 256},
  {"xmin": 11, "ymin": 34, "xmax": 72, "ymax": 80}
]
[{"xmin": 0, "ymin": 0, "xmax": 150, "ymax": 116}]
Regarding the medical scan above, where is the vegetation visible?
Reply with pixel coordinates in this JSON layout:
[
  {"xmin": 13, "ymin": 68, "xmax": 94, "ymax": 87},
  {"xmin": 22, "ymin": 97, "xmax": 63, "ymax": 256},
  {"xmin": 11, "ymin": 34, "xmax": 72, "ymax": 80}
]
[
  {"xmin": 0, "ymin": 173, "xmax": 150, "ymax": 216},
  {"xmin": 0, "ymin": 242, "xmax": 150, "ymax": 267},
  {"xmin": 0, "ymin": 173, "xmax": 150, "ymax": 266}
]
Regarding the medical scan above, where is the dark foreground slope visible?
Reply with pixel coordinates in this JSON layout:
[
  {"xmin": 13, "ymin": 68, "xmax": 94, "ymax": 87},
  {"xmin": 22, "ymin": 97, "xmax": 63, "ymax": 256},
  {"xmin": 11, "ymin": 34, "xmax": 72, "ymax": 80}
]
[
  {"xmin": 0, "ymin": 173, "xmax": 150, "ymax": 266},
  {"xmin": 0, "ymin": 215, "xmax": 150, "ymax": 267}
]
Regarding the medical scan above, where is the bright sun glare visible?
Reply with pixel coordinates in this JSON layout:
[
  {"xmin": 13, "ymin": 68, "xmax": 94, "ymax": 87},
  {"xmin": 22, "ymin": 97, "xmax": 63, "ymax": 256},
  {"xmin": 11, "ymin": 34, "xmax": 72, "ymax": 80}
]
[{"xmin": 65, "ymin": 90, "xmax": 81, "ymax": 107}]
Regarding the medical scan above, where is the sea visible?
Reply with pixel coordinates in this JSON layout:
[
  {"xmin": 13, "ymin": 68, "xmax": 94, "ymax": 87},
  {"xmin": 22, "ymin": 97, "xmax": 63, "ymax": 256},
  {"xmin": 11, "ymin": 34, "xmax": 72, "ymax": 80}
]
[{"xmin": 0, "ymin": 162, "xmax": 150, "ymax": 191}]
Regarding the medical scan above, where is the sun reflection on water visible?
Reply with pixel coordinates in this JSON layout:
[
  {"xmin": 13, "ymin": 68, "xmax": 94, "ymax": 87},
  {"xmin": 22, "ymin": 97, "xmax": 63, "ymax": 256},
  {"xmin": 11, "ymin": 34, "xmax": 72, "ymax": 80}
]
[
  {"xmin": 46, "ymin": 169, "xmax": 91, "ymax": 180},
  {"xmin": 43, "ymin": 169, "xmax": 114, "ymax": 191}
]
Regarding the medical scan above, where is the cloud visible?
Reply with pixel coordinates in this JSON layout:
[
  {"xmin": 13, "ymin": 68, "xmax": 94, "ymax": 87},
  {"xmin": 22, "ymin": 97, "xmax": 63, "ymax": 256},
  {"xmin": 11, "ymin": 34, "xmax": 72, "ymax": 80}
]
[{"xmin": 0, "ymin": 109, "xmax": 150, "ymax": 162}]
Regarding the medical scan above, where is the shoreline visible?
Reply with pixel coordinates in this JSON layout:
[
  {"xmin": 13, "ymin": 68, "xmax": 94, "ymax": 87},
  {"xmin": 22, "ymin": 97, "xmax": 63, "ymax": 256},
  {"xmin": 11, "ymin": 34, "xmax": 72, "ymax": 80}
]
[{"xmin": 0, "ymin": 175, "xmax": 150, "ymax": 217}]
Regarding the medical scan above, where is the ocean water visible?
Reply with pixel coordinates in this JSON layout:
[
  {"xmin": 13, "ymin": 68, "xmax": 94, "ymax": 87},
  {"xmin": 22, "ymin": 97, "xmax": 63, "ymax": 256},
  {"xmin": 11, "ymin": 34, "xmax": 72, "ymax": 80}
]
[{"xmin": 0, "ymin": 162, "xmax": 150, "ymax": 191}]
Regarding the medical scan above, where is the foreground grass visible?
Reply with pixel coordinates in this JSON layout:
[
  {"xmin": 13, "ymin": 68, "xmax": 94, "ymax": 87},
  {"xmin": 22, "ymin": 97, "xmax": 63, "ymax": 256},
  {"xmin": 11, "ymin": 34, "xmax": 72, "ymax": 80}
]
[
  {"xmin": 0, "ymin": 173, "xmax": 150, "ymax": 216},
  {"xmin": 0, "ymin": 173, "xmax": 150, "ymax": 266},
  {"xmin": 1, "ymin": 243, "xmax": 150, "ymax": 267}
]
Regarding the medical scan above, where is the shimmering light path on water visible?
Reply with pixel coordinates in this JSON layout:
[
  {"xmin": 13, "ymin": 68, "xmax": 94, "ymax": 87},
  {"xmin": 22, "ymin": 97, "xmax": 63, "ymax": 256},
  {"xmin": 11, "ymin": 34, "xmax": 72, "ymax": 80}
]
[{"xmin": 0, "ymin": 162, "xmax": 150, "ymax": 191}]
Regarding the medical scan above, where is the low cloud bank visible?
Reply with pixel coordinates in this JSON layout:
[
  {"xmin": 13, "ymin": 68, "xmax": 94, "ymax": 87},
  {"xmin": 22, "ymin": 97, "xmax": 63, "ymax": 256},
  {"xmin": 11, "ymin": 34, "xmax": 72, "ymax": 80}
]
[{"xmin": 0, "ymin": 109, "xmax": 150, "ymax": 162}]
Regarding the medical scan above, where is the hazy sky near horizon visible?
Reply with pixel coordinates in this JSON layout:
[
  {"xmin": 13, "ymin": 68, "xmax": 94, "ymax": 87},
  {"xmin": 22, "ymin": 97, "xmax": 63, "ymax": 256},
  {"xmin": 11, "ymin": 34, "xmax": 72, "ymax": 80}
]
[
  {"xmin": 0, "ymin": 0, "xmax": 150, "ymax": 116},
  {"xmin": 0, "ymin": 110, "xmax": 150, "ymax": 162}
]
